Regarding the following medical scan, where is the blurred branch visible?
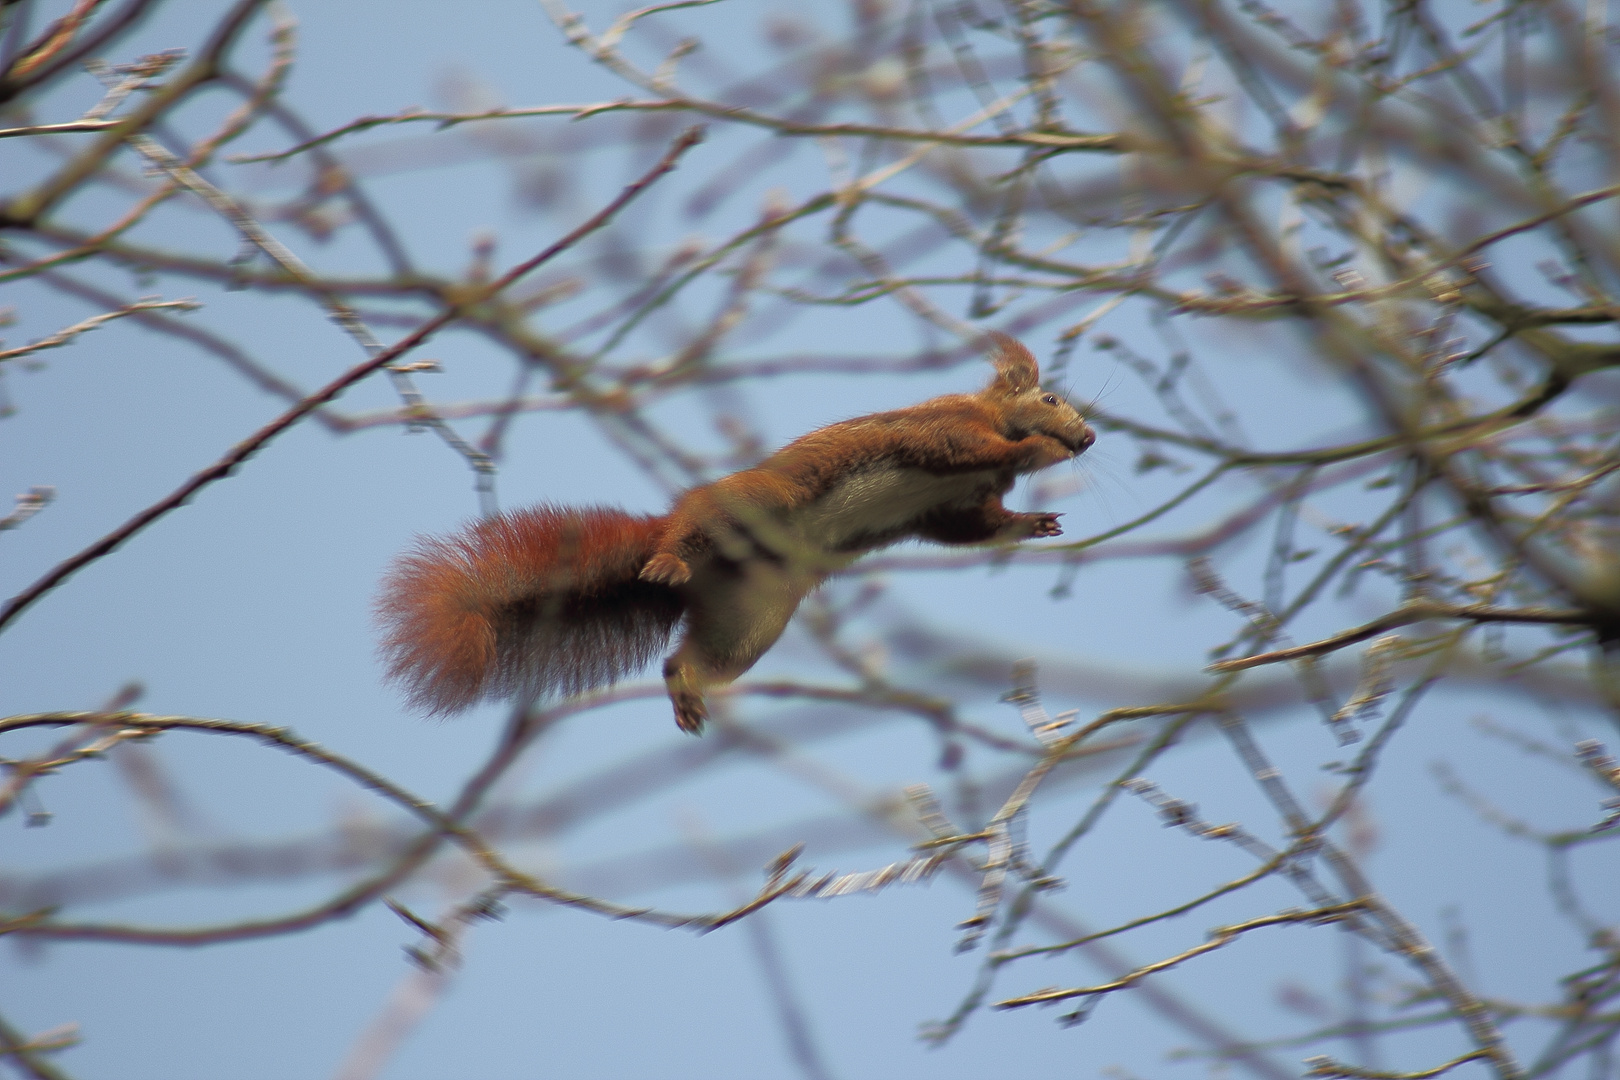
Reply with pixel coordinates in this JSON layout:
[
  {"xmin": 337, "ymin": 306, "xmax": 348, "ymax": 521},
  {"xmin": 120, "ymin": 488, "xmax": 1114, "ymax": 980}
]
[
  {"xmin": 0, "ymin": 125, "xmax": 704, "ymax": 638},
  {"xmin": 4, "ymin": 0, "xmax": 1619, "ymax": 1073},
  {"xmin": 0, "ymin": 486, "xmax": 53, "ymax": 532},
  {"xmin": 1305, "ymin": 1049, "xmax": 1495, "ymax": 1080},
  {"xmin": 1212, "ymin": 604, "xmax": 1595, "ymax": 673},
  {"xmin": 0, "ymin": 296, "xmax": 197, "ymax": 363},
  {"xmin": 995, "ymin": 901, "xmax": 1370, "ymax": 1011},
  {"xmin": 231, "ymin": 101, "xmax": 1126, "ymax": 166},
  {"xmin": 0, "ymin": 1006, "xmax": 76, "ymax": 1080}
]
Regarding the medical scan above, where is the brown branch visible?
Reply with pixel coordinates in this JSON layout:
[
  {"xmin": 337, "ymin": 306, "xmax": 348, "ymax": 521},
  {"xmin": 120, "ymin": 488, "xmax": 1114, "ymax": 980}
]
[
  {"xmin": 0, "ymin": 298, "xmax": 199, "ymax": 363},
  {"xmin": 1209, "ymin": 604, "xmax": 1594, "ymax": 673},
  {"xmin": 0, "ymin": 709, "xmax": 813, "ymax": 940},
  {"xmin": 0, "ymin": 486, "xmax": 54, "ymax": 532},
  {"xmin": 994, "ymin": 901, "xmax": 1370, "ymax": 1009},
  {"xmin": 0, "ymin": 0, "xmax": 158, "ymax": 106},
  {"xmin": 230, "ymin": 102, "xmax": 1125, "ymax": 167},
  {"xmin": 1305, "ymin": 1049, "xmax": 1495, "ymax": 1080},
  {"xmin": 0, "ymin": 1005, "xmax": 76, "ymax": 1080},
  {"xmin": 0, "ymin": 126, "xmax": 704, "ymax": 638},
  {"xmin": 2, "ymin": 0, "xmax": 267, "ymax": 224}
]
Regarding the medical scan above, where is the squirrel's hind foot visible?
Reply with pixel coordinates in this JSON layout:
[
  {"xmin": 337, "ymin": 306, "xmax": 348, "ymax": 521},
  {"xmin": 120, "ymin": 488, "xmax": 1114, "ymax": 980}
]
[
  {"xmin": 640, "ymin": 552, "xmax": 693, "ymax": 586},
  {"xmin": 671, "ymin": 689, "xmax": 708, "ymax": 735},
  {"xmin": 663, "ymin": 655, "xmax": 707, "ymax": 734}
]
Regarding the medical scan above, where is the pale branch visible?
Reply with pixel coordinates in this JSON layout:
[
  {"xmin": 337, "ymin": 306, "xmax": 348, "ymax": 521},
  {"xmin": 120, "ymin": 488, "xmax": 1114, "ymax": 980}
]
[
  {"xmin": 1210, "ymin": 604, "xmax": 1594, "ymax": 673},
  {"xmin": 0, "ymin": 126, "xmax": 704, "ymax": 638},
  {"xmin": 2, "ymin": 0, "xmax": 1616, "ymax": 1073},
  {"xmin": 989, "ymin": 852, "xmax": 1288, "ymax": 962},
  {"xmin": 0, "ymin": 298, "xmax": 199, "ymax": 363},
  {"xmin": 1304, "ymin": 1049, "xmax": 1495, "ymax": 1080},
  {"xmin": 103, "ymin": 46, "xmax": 500, "ymax": 507},
  {"xmin": 994, "ymin": 902, "xmax": 1370, "ymax": 1009},
  {"xmin": 1213, "ymin": 698, "xmax": 1525, "ymax": 1080},
  {"xmin": 230, "ymin": 101, "xmax": 1126, "ymax": 166},
  {"xmin": 4, "ymin": 0, "xmax": 271, "ymax": 225},
  {"xmin": 923, "ymin": 705, "xmax": 1210, "ymax": 1045},
  {"xmin": 0, "ymin": 711, "xmax": 816, "ymax": 937},
  {"xmin": 0, "ymin": 486, "xmax": 54, "ymax": 532},
  {"xmin": 0, "ymin": 1007, "xmax": 75, "ymax": 1080}
]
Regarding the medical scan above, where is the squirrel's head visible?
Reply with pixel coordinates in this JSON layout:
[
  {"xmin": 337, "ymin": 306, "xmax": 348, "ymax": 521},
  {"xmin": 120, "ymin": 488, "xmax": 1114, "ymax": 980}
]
[{"xmin": 980, "ymin": 332, "xmax": 1096, "ymax": 456}]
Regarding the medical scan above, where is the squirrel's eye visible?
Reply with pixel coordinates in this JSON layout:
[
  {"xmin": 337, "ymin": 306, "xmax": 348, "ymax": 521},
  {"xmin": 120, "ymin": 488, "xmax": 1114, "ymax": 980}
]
[{"xmin": 1041, "ymin": 394, "xmax": 1059, "ymax": 406}]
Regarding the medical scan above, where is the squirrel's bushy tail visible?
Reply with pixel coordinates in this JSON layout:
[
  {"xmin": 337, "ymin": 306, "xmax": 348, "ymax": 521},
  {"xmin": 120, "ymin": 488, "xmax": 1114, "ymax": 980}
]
[{"xmin": 376, "ymin": 506, "xmax": 683, "ymax": 715}]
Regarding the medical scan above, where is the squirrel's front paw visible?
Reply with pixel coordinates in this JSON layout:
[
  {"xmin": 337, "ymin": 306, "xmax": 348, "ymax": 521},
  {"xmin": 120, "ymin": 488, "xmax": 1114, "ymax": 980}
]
[
  {"xmin": 1025, "ymin": 512, "xmax": 1063, "ymax": 538},
  {"xmin": 672, "ymin": 689, "xmax": 708, "ymax": 735},
  {"xmin": 640, "ymin": 552, "xmax": 693, "ymax": 586}
]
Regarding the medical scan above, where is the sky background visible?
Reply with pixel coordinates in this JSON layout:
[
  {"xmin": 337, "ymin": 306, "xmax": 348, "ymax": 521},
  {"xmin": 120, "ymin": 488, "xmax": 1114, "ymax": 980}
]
[{"xmin": 1, "ymin": 1, "xmax": 1616, "ymax": 1078}]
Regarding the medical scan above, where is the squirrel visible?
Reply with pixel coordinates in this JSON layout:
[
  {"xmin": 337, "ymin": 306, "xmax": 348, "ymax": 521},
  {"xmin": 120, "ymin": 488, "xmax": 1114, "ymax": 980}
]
[{"xmin": 376, "ymin": 332, "xmax": 1095, "ymax": 734}]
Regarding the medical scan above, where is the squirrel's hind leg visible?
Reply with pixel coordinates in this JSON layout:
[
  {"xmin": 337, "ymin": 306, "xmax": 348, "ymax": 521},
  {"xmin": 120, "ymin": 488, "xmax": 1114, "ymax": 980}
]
[
  {"xmin": 640, "ymin": 489, "xmax": 726, "ymax": 588},
  {"xmin": 659, "ymin": 557, "xmax": 815, "ymax": 734},
  {"xmin": 663, "ymin": 654, "xmax": 710, "ymax": 734}
]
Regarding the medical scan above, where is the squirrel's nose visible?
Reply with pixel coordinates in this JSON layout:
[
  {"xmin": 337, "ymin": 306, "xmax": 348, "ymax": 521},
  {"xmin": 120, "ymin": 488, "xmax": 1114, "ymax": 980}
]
[{"xmin": 1075, "ymin": 426, "xmax": 1096, "ymax": 453}]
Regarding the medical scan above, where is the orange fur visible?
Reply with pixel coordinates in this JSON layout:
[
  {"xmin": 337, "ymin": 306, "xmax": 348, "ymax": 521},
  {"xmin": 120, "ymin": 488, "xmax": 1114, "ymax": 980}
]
[
  {"xmin": 376, "ymin": 333, "xmax": 1094, "ymax": 732},
  {"xmin": 376, "ymin": 506, "xmax": 682, "ymax": 715}
]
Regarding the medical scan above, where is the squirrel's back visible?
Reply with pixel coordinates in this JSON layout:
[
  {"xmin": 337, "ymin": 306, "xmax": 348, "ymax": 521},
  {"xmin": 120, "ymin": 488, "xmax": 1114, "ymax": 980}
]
[
  {"xmin": 376, "ymin": 506, "xmax": 684, "ymax": 715},
  {"xmin": 376, "ymin": 333, "xmax": 1091, "ymax": 729}
]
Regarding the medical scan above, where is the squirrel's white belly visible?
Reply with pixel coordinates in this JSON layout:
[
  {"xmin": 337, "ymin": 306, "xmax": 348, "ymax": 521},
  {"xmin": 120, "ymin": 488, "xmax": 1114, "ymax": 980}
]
[{"xmin": 790, "ymin": 465, "xmax": 996, "ymax": 554}]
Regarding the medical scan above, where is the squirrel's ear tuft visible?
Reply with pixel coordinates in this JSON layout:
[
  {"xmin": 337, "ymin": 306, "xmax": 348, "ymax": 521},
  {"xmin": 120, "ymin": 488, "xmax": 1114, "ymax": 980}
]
[{"xmin": 984, "ymin": 331, "xmax": 1040, "ymax": 394}]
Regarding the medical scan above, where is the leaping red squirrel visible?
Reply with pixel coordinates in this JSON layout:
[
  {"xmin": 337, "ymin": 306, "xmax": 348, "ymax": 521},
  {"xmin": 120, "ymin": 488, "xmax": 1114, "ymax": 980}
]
[{"xmin": 377, "ymin": 332, "xmax": 1094, "ymax": 733}]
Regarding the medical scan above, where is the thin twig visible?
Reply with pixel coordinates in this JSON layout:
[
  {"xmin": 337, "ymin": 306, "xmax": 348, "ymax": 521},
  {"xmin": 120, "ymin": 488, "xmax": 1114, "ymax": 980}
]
[{"xmin": 0, "ymin": 126, "xmax": 704, "ymax": 638}]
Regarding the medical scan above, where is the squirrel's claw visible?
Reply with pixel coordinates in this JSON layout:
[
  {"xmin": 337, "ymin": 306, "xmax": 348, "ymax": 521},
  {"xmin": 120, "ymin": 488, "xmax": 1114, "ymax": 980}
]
[
  {"xmin": 672, "ymin": 689, "xmax": 708, "ymax": 735},
  {"xmin": 641, "ymin": 552, "xmax": 693, "ymax": 586},
  {"xmin": 1029, "ymin": 512, "xmax": 1063, "ymax": 538}
]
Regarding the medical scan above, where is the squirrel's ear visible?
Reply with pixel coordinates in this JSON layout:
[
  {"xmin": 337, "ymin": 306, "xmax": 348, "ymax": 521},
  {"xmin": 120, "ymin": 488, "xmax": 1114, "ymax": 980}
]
[{"xmin": 984, "ymin": 332, "xmax": 1040, "ymax": 394}]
